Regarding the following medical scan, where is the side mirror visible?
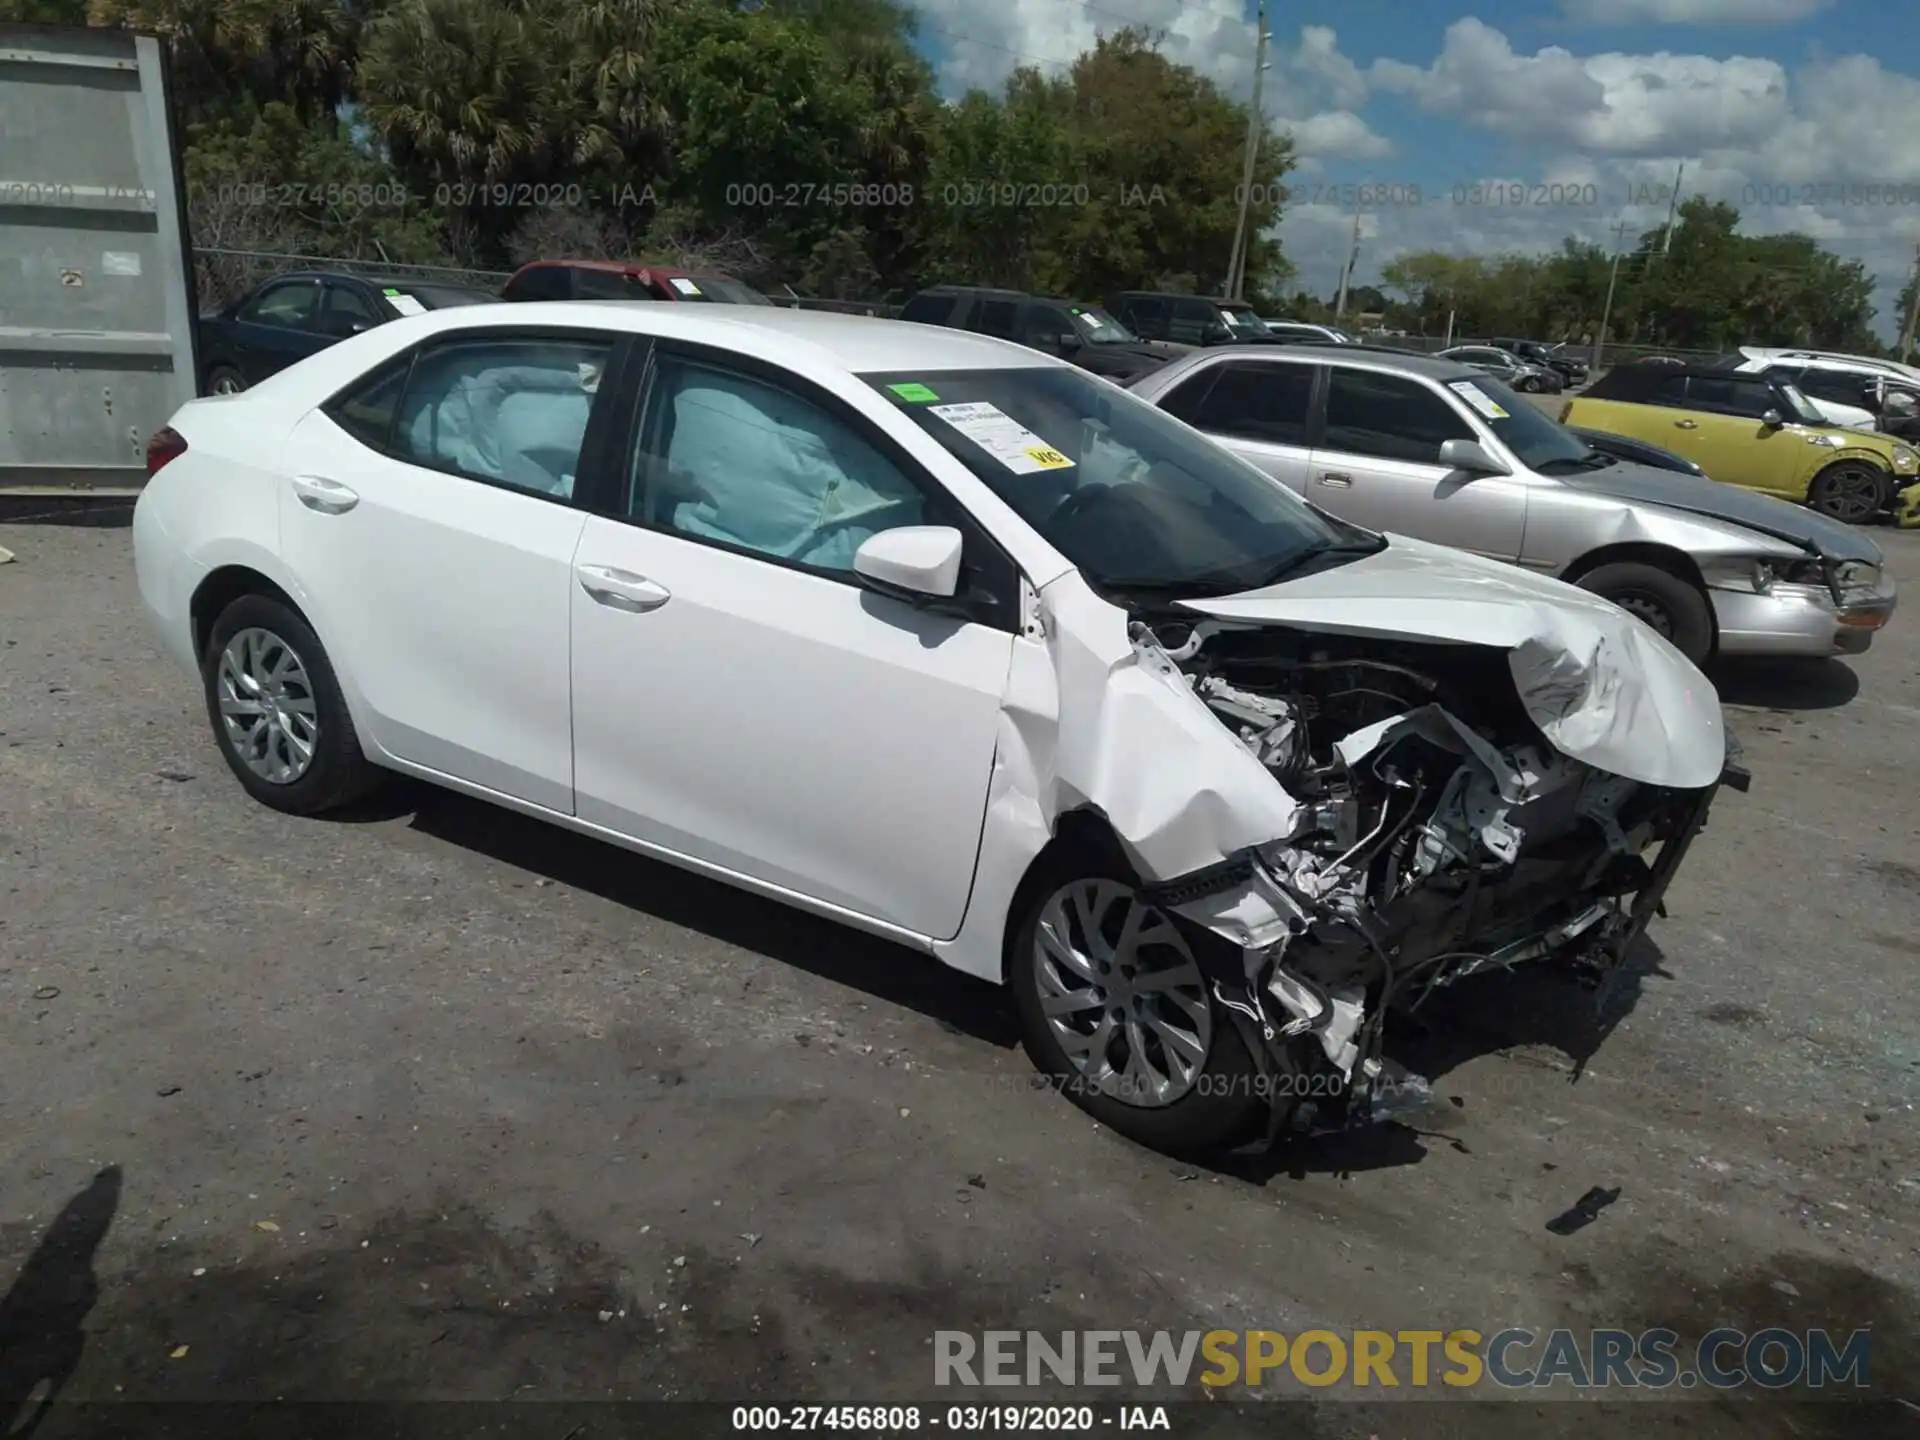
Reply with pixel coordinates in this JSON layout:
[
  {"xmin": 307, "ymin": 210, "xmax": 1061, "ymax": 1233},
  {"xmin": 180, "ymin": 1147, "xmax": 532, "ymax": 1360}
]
[
  {"xmin": 1057, "ymin": 332, "xmax": 1082, "ymax": 352},
  {"xmin": 1437, "ymin": 438, "xmax": 1509, "ymax": 475},
  {"xmin": 1761, "ymin": 408, "xmax": 1784, "ymax": 428},
  {"xmin": 1885, "ymin": 392, "xmax": 1916, "ymax": 417},
  {"xmin": 853, "ymin": 525, "xmax": 964, "ymax": 602},
  {"xmin": 1202, "ymin": 323, "xmax": 1233, "ymax": 344}
]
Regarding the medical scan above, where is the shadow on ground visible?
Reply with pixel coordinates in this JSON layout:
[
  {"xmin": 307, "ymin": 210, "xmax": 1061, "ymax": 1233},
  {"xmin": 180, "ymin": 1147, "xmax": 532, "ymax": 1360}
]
[
  {"xmin": 0, "ymin": 1167, "xmax": 121, "ymax": 1438},
  {"xmin": 1710, "ymin": 656, "xmax": 1860, "ymax": 711},
  {"xmin": 398, "ymin": 786, "xmax": 1021, "ymax": 1049}
]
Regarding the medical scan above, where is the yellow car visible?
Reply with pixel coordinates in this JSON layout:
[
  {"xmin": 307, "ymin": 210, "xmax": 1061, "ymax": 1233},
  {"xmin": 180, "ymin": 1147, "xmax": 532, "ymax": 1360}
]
[{"xmin": 1562, "ymin": 362, "xmax": 1919, "ymax": 525}]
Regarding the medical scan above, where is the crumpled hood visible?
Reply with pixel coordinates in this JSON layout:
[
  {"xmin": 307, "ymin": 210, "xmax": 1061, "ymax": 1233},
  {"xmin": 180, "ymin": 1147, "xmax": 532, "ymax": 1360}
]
[
  {"xmin": 1562, "ymin": 461, "xmax": 1884, "ymax": 564},
  {"xmin": 1176, "ymin": 533, "xmax": 1728, "ymax": 790}
]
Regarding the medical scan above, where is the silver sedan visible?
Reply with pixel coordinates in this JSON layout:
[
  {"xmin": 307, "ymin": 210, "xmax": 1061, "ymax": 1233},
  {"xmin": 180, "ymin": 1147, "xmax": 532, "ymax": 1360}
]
[{"xmin": 1127, "ymin": 344, "xmax": 1895, "ymax": 666}]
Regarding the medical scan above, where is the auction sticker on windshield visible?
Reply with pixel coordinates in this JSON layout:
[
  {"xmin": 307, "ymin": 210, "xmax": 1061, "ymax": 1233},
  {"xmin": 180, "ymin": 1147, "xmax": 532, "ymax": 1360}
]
[
  {"xmin": 930, "ymin": 401, "xmax": 1075, "ymax": 473},
  {"xmin": 382, "ymin": 288, "xmax": 426, "ymax": 317},
  {"xmin": 888, "ymin": 382, "xmax": 941, "ymax": 403},
  {"xmin": 1449, "ymin": 380, "xmax": 1510, "ymax": 419},
  {"xmin": 669, "ymin": 277, "xmax": 702, "ymax": 296}
]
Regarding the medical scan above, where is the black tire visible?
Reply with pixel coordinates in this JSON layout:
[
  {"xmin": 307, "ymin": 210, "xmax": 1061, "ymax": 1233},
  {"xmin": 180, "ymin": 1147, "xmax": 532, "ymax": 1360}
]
[
  {"xmin": 1807, "ymin": 461, "xmax": 1890, "ymax": 525},
  {"xmin": 204, "ymin": 364, "xmax": 247, "ymax": 397},
  {"xmin": 202, "ymin": 593, "xmax": 383, "ymax": 815},
  {"xmin": 1575, "ymin": 560, "xmax": 1714, "ymax": 666},
  {"xmin": 1009, "ymin": 849, "xmax": 1269, "ymax": 1156}
]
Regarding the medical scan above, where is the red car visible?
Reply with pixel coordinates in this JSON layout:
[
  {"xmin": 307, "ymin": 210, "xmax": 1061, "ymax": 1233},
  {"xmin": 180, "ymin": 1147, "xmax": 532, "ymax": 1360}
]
[{"xmin": 500, "ymin": 260, "xmax": 773, "ymax": 305}]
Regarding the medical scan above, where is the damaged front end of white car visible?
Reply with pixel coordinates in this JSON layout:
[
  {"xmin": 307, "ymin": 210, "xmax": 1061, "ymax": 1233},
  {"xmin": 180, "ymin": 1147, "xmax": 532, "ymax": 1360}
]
[{"xmin": 1015, "ymin": 540, "xmax": 1748, "ymax": 1146}]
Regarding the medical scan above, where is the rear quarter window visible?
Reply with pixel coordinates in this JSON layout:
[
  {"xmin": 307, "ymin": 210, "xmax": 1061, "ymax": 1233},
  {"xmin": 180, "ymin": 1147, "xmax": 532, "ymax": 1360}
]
[{"xmin": 900, "ymin": 293, "xmax": 958, "ymax": 325}]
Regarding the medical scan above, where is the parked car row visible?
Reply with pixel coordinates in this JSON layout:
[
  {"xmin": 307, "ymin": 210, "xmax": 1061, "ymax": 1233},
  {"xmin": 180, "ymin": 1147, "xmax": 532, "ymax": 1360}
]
[{"xmin": 196, "ymin": 260, "xmax": 774, "ymax": 395}]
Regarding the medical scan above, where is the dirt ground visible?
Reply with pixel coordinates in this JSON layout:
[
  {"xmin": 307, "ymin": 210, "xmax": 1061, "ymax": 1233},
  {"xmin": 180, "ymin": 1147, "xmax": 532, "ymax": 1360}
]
[{"xmin": 2, "ymin": 512, "xmax": 1917, "ymax": 1438}]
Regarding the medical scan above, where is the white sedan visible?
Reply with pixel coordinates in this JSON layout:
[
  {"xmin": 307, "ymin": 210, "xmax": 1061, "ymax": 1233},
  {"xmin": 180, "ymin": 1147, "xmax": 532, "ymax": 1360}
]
[{"xmin": 134, "ymin": 304, "xmax": 1742, "ymax": 1155}]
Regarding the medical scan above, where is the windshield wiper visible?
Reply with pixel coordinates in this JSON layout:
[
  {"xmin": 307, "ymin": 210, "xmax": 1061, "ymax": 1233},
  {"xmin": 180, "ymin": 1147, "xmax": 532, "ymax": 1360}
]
[
  {"xmin": 1236, "ymin": 534, "xmax": 1387, "ymax": 589},
  {"xmin": 1537, "ymin": 451, "xmax": 1616, "ymax": 473}
]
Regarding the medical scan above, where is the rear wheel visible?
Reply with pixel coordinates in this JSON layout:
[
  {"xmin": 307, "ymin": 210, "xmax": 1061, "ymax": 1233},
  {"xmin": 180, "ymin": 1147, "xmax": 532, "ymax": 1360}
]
[
  {"xmin": 1575, "ymin": 560, "xmax": 1714, "ymax": 667},
  {"xmin": 1807, "ymin": 461, "xmax": 1890, "ymax": 524},
  {"xmin": 205, "ymin": 365, "xmax": 246, "ymax": 396},
  {"xmin": 202, "ymin": 594, "xmax": 383, "ymax": 815},
  {"xmin": 1009, "ymin": 853, "xmax": 1267, "ymax": 1156}
]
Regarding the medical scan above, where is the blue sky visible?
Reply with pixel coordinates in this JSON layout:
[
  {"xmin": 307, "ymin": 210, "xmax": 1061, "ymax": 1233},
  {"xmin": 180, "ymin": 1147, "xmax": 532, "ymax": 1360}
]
[{"xmin": 903, "ymin": 0, "xmax": 1920, "ymax": 334}]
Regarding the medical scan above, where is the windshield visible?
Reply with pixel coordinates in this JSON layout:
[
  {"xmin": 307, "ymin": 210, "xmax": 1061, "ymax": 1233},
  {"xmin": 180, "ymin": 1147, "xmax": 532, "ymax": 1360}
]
[
  {"xmin": 1775, "ymin": 381, "xmax": 1828, "ymax": 426},
  {"xmin": 863, "ymin": 366, "xmax": 1360, "ymax": 597},
  {"xmin": 1067, "ymin": 306, "xmax": 1138, "ymax": 343},
  {"xmin": 1219, "ymin": 306, "xmax": 1267, "ymax": 334},
  {"xmin": 1444, "ymin": 375, "xmax": 1599, "ymax": 473}
]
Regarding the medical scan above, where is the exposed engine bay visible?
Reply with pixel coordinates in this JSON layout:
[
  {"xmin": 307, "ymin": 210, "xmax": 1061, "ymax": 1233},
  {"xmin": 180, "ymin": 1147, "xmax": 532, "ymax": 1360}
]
[{"xmin": 1129, "ymin": 615, "xmax": 1745, "ymax": 1134}]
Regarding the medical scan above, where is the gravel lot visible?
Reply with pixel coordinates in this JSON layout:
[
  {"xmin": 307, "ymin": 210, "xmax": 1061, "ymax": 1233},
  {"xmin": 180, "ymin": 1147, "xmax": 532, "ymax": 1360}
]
[{"xmin": 2, "ymin": 513, "xmax": 1918, "ymax": 1436}]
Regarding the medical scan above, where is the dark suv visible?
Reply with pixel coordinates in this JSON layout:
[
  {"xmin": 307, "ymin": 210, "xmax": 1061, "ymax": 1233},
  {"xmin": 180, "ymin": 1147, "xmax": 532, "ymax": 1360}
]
[
  {"xmin": 1492, "ymin": 337, "xmax": 1588, "ymax": 388},
  {"xmin": 897, "ymin": 286, "xmax": 1184, "ymax": 381},
  {"xmin": 1106, "ymin": 292, "xmax": 1273, "ymax": 347}
]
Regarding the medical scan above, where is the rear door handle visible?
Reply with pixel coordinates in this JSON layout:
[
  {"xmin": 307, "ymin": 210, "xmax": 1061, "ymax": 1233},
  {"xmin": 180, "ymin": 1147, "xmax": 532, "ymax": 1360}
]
[
  {"xmin": 1673, "ymin": 420, "xmax": 1698, "ymax": 429},
  {"xmin": 290, "ymin": 474, "xmax": 358, "ymax": 514},
  {"xmin": 1317, "ymin": 472, "xmax": 1352, "ymax": 488},
  {"xmin": 576, "ymin": 564, "xmax": 671, "ymax": 613}
]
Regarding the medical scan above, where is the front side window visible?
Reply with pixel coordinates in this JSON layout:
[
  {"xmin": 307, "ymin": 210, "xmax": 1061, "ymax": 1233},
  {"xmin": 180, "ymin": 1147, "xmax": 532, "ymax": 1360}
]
[
  {"xmin": 1018, "ymin": 304, "xmax": 1075, "ymax": 346},
  {"xmin": 1323, "ymin": 370, "xmax": 1473, "ymax": 464},
  {"xmin": 632, "ymin": 358, "xmax": 929, "ymax": 573},
  {"xmin": 505, "ymin": 267, "xmax": 571, "ymax": 302},
  {"xmin": 319, "ymin": 283, "xmax": 383, "ymax": 337},
  {"xmin": 572, "ymin": 269, "xmax": 651, "ymax": 300},
  {"xmin": 865, "ymin": 366, "xmax": 1347, "ymax": 597},
  {"xmin": 1685, "ymin": 376, "xmax": 1772, "ymax": 420},
  {"xmin": 243, "ymin": 281, "xmax": 321, "ymax": 329},
  {"xmin": 391, "ymin": 336, "xmax": 612, "ymax": 499},
  {"xmin": 974, "ymin": 300, "xmax": 1020, "ymax": 338}
]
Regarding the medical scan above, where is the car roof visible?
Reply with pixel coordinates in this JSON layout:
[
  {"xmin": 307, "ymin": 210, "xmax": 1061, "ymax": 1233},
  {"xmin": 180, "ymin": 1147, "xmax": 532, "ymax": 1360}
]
[
  {"xmin": 1167, "ymin": 341, "xmax": 1479, "ymax": 383},
  {"xmin": 917, "ymin": 284, "xmax": 1027, "ymax": 298},
  {"xmin": 377, "ymin": 301, "xmax": 1059, "ymax": 373}
]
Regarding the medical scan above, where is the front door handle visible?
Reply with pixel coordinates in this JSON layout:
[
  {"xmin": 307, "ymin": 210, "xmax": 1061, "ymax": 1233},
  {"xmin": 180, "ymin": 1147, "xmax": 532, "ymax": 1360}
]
[
  {"xmin": 1317, "ymin": 471, "xmax": 1352, "ymax": 488},
  {"xmin": 1673, "ymin": 420, "xmax": 1698, "ymax": 430},
  {"xmin": 290, "ymin": 474, "xmax": 358, "ymax": 514},
  {"xmin": 577, "ymin": 564, "xmax": 671, "ymax": 613}
]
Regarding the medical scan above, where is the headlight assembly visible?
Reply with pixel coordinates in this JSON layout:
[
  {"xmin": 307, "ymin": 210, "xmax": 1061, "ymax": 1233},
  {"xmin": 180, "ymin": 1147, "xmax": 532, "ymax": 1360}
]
[
  {"xmin": 1894, "ymin": 445, "xmax": 1918, "ymax": 472},
  {"xmin": 1833, "ymin": 559, "xmax": 1881, "ymax": 588}
]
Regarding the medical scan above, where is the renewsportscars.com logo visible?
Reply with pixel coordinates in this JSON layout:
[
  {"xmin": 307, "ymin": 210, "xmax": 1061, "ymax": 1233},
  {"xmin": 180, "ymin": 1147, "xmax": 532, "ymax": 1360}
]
[{"xmin": 933, "ymin": 1328, "xmax": 1872, "ymax": 1391}]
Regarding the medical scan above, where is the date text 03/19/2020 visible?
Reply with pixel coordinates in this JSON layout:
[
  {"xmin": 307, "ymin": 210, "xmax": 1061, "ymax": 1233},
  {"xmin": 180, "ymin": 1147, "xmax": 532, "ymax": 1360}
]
[{"xmin": 730, "ymin": 1406, "xmax": 1168, "ymax": 1431}]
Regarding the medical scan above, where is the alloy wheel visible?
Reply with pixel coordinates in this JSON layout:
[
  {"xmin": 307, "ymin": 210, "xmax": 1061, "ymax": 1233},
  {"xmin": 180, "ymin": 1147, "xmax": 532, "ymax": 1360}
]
[
  {"xmin": 217, "ymin": 627, "xmax": 320, "ymax": 783},
  {"xmin": 1032, "ymin": 879, "xmax": 1212, "ymax": 1108},
  {"xmin": 211, "ymin": 372, "xmax": 243, "ymax": 395},
  {"xmin": 1816, "ymin": 465, "xmax": 1883, "ymax": 524}
]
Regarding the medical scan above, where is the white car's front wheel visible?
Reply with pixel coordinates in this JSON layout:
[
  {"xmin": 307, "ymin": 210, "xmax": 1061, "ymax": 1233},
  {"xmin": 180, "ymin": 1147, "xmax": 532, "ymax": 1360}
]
[{"xmin": 1010, "ymin": 855, "xmax": 1272, "ymax": 1155}]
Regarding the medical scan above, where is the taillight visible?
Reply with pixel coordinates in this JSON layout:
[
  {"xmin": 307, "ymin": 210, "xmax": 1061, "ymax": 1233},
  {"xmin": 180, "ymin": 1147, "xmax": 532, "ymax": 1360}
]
[{"xmin": 146, "ymin": 426, "xmax": 187, "ymax": 475}]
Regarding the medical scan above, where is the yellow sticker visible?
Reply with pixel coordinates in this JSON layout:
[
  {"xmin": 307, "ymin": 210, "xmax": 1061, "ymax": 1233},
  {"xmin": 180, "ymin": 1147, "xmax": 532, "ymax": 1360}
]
[{"xmin": 1024, "ymin": 446, "xmax": 1073, "ymax": 468}]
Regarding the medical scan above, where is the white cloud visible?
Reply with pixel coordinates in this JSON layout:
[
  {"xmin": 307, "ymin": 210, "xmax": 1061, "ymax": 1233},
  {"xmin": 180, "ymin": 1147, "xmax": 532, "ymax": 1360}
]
[
  {"xmin": 1287, "ymin": 110, "xmax": 1393, "ymax": 161},
  {"xmin": 1369, "ymin": 18, "xmax": 1788, "ymax": 154},
  {"xmin": 1568, "ymin": 0, "xmax": 1833, "ymax": 23}
]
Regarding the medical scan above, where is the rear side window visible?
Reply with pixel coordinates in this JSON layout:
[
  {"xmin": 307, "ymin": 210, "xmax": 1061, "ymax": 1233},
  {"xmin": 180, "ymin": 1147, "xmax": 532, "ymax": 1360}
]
[
  {"xmin": 504, "ymin": 267, "xmax": 571, "ymax": 302},
  {"xmin": 325, "ymin": 362, "xmax": 409, "ymax": 450},
  {"xmin": 572, "ymin": 269, "xmax": 650, "ymax": 300},
  {"xmin": 1177, "ymin": 361, "xmax": 1316, "ymax": 446},
  {"xmin": 900, "ymin": 293, "xmax": 958, "ymax": 325},
  {"xmin": 389, "ymin": 336, "xmax": 615, "ymax": 499},
  {"xmin": 974, "ymin": 299, "xmax": 1019, "ymax": 338}
]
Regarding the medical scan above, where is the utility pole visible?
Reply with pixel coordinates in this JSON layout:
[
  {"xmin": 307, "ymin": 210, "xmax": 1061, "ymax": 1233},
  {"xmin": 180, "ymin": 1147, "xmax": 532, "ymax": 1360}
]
[
  {"xmin": 1594, "ymin": 219, "xmax": 1632, "ymax": 370},
  {"xmin": 1901, "ymin": 241, "xmax": 1920, "ymax": 361},
  {"xmin": 1333, "ymin": 206, "xmax": 1361, "ymax": 319},
  {"xmin": 1651, "ymin": 163, "xmax": 1681, "ymax": 263},
  {"xmin": 1224, "ymin": 0, "xmax": 1270, "ymax": 301}
]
